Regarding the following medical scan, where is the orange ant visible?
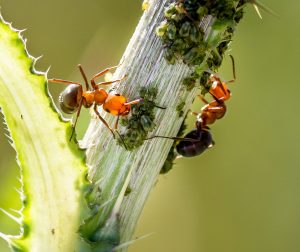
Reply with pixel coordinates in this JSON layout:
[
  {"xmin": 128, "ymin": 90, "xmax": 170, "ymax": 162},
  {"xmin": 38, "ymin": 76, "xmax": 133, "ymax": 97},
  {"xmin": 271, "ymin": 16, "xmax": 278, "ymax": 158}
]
[
  {"xmin": 197, "ymin": 54, "xmax": 236, "ymax": 127},
  {"xmin": 148, "ymin": 55, "xmax": 236, "ymax": 157},
  {"xmin": 49, "ymin": 64, "xmax": 141, "ymax": 141}
]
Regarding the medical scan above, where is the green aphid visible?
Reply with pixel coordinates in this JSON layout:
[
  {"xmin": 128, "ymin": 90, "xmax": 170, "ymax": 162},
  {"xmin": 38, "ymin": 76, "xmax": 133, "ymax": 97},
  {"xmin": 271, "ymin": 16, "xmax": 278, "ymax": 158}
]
[
  {"xmin": 205, "ymin": 19, "xmax": 234, "ymax": 49},
  {"xmin": 197, "ymin": 6, "xmax": 208, "ymax": 18},
  {"xmin": 140, "ymin": 115, "xmax": 156, "ymax": 131},
  {"xmin": 124, "ymin": 186, "xmax": 132, "ymax": 196},
  {"xmin": 172, "ymin": 38, "xmax": 187, "ymax": 52},
  {"xmin": 166, "ymin": 23, "xmax": 177, "ymax": 40},
  {"xmin": 156, "ymin": 21, "xmax": 168, "ymax": 37},
  {"xmin": 128, "ymin": 119, "xmax": 141, "ymax": 130},
  {"xmin": 120, "ymin": 117, "xmax": 129, "ymax": 127},
  {"xmin": 121, "ymin": 129, "xmax": 141, "ymax": 148},
  {"xmin": 140, "ymin": 86, "xmax": 158, "ymax": 100},
  {"xmin": 179, "ymin": 21, "xmax": 191, "ymax": 37},
  {"xmin": 164, "ymin": 3, "xmax": 178, "ymax": 18},
  {"xmin": 84, "ymin": 184, "xmax": 101, "ymax": 209},
  {"xmin": 194, "ymin": 61, "xmax": 208, "ymax": 76},
  {"xmin": 130, "ymin": 105, "xmax": 142, "ymax": 116},
  {"xmin": 176, "ymin": 101, "xmax": 185, "ymax": 117},
  {"xmin": 190, "ymin": 25, "xmax": 202, "ymax": 43},
  {"xmin": 164, "ymin": 49, "xmax": 177, "ymax": 65},
  {"xmin": 183, "ymin": 76, "xmax": 197, "ymax": 91},
  {"xmin": 160, "ymin": 159, "xmax": 174, "ymax": 174},
  {"xmin": 183, "ymin": 47, "xmax": 205, "ymax": 65},
  {"xmin": 200, "ymin": 72, "xmax": 211, "ymax": 93},
  {"xmin": 170, "ymin": 14, "xmax": 182, "ymax": 22}
]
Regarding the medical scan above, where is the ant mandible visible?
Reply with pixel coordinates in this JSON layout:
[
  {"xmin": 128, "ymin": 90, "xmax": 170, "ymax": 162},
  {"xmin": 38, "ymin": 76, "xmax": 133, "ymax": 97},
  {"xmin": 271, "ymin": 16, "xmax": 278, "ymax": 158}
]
[
  {"xmin": 148, "ymin": 55, "xmax": 236, "ymax": 157},
  {"xmin": 49, "ymin": 64, "xmax": 141, "ymax": 140}
]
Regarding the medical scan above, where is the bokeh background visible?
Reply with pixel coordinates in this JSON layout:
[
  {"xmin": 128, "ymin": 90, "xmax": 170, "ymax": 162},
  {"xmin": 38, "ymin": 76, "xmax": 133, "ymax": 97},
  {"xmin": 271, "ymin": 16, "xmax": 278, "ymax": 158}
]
[{"xmin": 0, "ymin": 1, "xmax": 299, "ymax": 252}]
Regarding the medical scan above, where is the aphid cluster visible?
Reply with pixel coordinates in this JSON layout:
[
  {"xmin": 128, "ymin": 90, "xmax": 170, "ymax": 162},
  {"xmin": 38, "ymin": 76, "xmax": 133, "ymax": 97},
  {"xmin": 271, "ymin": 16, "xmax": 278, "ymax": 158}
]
[
  {"xmin": 156, "ymin": 0, "xmax": 245, "ymax": 91},
  {"xmin": 119, "ymin": 87, "xmax": 163, "ymax": 150}
]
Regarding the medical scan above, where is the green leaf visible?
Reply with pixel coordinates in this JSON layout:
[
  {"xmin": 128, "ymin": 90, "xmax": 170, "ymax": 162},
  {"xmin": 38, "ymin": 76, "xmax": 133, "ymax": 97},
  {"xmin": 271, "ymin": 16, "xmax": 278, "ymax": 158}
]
[{"xmin": 0, "ymin": 14, "xmax": 92, "ymax": 252}]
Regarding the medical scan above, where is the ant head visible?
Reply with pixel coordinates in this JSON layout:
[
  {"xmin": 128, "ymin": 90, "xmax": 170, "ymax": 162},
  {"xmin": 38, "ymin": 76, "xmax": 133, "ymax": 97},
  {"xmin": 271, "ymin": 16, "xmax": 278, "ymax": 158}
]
[
  {"xmin": 210, "ymin": 80, "xmax": 231, "ymax": 101},
  {"xmin": 59, "ymin": 84, "xmax": 82, "ymax": 114},
  {"xmin": 120, "ymin": 104, "xmax": 131, "ymax": 116}
]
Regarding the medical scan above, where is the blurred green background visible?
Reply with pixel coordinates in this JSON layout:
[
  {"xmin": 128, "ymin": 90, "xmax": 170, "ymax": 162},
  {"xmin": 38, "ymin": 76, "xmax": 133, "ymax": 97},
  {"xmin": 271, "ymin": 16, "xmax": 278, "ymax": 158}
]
[{"xmin": 0, "ymin": 0, "xmax": 299, "ymax": 252}]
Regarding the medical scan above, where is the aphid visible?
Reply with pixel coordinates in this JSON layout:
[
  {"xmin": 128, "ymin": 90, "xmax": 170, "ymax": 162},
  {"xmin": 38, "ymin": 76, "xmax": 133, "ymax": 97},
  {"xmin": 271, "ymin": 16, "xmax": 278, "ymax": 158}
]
[
  {"xmin": 49, "ymin": 64, "xmax": 141, "ymax": 140},
  {"xmin": 148, "ymin": 55, "xmax": 236, "ymax": 157}
]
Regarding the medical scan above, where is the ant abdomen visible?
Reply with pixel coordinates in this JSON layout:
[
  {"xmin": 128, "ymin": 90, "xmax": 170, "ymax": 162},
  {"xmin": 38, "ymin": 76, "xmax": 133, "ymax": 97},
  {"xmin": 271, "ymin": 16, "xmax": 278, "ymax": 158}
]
[
  {"xmin": 59, "ymin": 84, "xmax": 82, "ymax": 114},
  {"xmin": 176, "ymin": 129, "xmax": 214, "ymax": 157}
]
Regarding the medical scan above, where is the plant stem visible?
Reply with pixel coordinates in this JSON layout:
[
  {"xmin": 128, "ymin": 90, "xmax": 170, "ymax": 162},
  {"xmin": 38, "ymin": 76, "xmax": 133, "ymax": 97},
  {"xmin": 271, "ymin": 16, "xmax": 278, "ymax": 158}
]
[{"xmin": 80, "ymin": 0, "xmax": 245, "ymax": 250}]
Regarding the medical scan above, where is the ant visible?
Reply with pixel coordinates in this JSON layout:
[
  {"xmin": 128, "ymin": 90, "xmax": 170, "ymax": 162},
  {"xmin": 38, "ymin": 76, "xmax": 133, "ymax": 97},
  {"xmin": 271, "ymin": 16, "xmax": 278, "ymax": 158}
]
[
  {"xmin": 197, "ymin": 55, "xmax": 235, "ymax": 127},
  {"xmin": 148, "ymin": 55, "xmax": 236, "ymax": 157},
  {"xmin": 49, "ymin": 64, "xmax": 141, "ymax": 141}
]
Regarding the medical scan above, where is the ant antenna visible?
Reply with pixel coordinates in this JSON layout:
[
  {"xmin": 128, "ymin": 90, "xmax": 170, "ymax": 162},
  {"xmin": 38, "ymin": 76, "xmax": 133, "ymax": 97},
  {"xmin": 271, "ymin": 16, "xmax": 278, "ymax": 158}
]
[
  {"xmin": 78, "ymin": 64, "xmax": 90, "ymax": 91},
  {"xmin": 229, "ymin": 55, "xmax": 236, "ymax": 81}
]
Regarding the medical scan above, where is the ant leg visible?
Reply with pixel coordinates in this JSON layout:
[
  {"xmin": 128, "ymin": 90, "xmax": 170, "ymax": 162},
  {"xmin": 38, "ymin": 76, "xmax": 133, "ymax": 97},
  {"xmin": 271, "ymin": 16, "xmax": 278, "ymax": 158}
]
[
  {"xmin": 69, "ymin": 98, "xmax": 83, "ymax": 141},
  {"xmin": 113, "ymin": 115, "xmax": 128, "ymax": 150},
  {"xmin": 197, "ymin": 95, "xmax": 209, "ymax": 104},
  {"xmin": 116, "ymin": 131, "xmax": 128, "ymax": 150},
  {"xmin": 96, "ymin": 75, "xmax": 127, "ymax": 88},
  {"xmin": 93, "ymin": 105, "xmax": 116, "ymax": 139},
  {"xmin": 114, "ymin": 115, "xmax": 120, "ymax": 130},
  {"xmin": 205, "ymin": 106, "xmax": 225, "ymax": 112},
  {"xmin": 78, "ymin": 64, "xmax": 89, "ymax": 91},
  {"xmin": 116, "ymin": 119, "xmax": 128, "ymax": 149},
  {"xmin": 48, "ymin": 78, "xmax": 82, "ymax": 86},
  {"xmin": 191, "ymin": 112, "xmax": 199, "ymax": 117},
  {"xmin": 153, "ymin": 104, "xmax": 166, "ymax": 109},
  {"xmin": 146, "ymin": 135, "xmax": 201, "ymax": 142},
  {"xmin": 91, "ymin": 64, "xmax": 122, "ymax": 89}
]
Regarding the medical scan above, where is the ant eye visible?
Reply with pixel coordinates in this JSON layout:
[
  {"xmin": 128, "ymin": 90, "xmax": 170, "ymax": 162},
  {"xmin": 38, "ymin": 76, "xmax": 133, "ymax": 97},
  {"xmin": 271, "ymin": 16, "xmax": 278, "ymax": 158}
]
[{"xmin": 59, "ymin": 84, "xmax": 81, "ymax": 114}]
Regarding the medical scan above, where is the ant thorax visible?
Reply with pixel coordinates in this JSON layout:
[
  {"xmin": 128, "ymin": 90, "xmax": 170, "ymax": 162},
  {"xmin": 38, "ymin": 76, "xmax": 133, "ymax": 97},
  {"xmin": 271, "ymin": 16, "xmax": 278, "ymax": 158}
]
[
  {"xmin": 82, "ymin": 91, "xmax": 95, "ymax": 107},
  {"xmin": 93, "ymin": 89, "xmax": 108, "ymax": 105}
]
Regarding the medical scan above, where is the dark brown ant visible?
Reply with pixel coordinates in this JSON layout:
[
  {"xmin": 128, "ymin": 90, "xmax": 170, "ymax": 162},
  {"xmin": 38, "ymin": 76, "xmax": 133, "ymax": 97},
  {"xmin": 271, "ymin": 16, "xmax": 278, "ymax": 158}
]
[
  {"xmin": 49, "ymin": 64, "xmax": 141, "ymax": 141},
  {"xmin": 148, "ymin": 55, "xmax": 236, "ymax": 157},
  {"xmin": 147, "ymin": 122, "xmax": 214, "ymax": 157}
]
